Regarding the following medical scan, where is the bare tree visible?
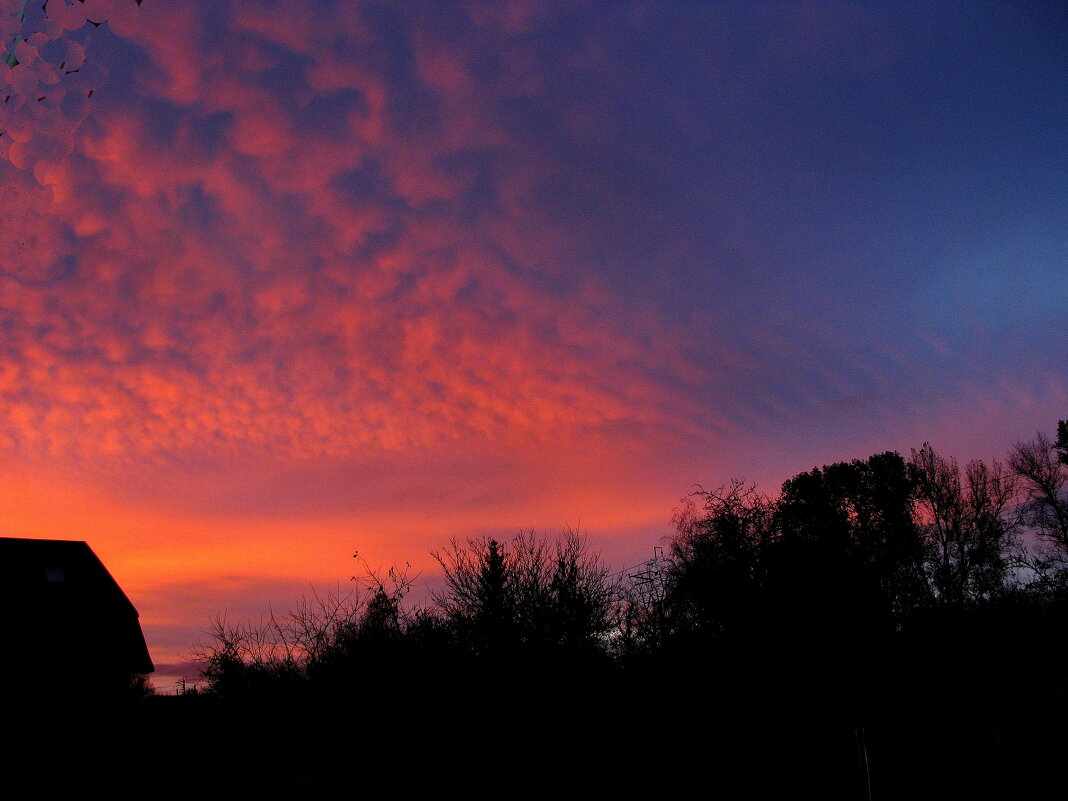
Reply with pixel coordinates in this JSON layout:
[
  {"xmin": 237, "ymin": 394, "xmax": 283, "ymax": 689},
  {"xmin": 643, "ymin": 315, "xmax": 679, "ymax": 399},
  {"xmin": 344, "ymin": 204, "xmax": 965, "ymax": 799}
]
[
  {"xmin": 1009, "ymin": 430, "xmax": 1068, "ymax": 588},
  {"xmin": 193, "ymin": 607, "xmax": 306, "ymax": 696},
  {"xmin": 662, "ymin": 480, "xmax": 775, "ymax": 642},
  {"xmin": 192, "ymin": 556, "xmax": 417, "ymax": 695},
  {"xmin": 909, "ymin": 444, "xmax": 1018, "ymax": 606}
]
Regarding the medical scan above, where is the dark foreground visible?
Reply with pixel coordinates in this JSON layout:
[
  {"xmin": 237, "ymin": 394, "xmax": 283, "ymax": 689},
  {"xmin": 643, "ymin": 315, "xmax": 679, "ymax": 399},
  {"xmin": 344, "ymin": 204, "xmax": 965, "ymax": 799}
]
[{"xmin": 6, "ymin": 668, "xmax": 1065, "ymax": 799}]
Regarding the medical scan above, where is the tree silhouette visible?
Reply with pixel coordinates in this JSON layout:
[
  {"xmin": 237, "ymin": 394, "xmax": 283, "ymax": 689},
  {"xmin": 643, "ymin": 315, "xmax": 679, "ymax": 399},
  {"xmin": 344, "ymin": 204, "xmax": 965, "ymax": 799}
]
[
  {"xmin": 431, "ymin": 529, "xmax": 617, "ymax": 660},
  {"xmin": 776, "ymin": 452, "xmax": 928, "ymax": 637},
  {"xmin": 908, "ymin": 444, "xmax": 1017, "ymax": 607},
  {"xmin": 193, "ymin": 560, "xmax": 419, "ymax": 698},
  {"xmin": 1010, "ymin": 427, "xmax": 1068, "ymax": 592},
  {"xmin": 1057, "ymin": 420, "xmax": 1068, "ymax": 466},
  {"xmin": 661, "ymin": 479, "xmax": 773, "ymax": 650},
  {"xmin": 434, "ymin": 535, "xmax": 517, "ymax": 657},
  {"xmin": 543, "ymin": 532, "xmax": 618, "ymax": 655}
]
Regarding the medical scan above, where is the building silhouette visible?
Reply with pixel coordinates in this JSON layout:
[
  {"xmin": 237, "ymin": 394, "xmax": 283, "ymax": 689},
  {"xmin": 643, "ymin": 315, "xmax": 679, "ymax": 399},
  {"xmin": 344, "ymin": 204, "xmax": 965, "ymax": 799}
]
[{"xmin": 0, "ymin": 537, "xmax": 152, "ymax": 697}]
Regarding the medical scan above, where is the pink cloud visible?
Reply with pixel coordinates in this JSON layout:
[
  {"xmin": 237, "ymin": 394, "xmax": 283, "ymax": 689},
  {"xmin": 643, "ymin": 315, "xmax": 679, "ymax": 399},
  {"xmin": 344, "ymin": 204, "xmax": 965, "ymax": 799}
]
[{"xmin": 0, "ymin": 2, "xmax": 725, "ymax": 473}]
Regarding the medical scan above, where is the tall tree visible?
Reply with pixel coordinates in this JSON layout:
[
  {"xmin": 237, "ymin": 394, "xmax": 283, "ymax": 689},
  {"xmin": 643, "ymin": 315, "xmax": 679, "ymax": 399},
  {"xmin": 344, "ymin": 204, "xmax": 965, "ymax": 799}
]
[
  {"xmin": 776, "ymin": 452, "xmax": 927, "ymax": 636},
  {"xmin": 663, "ymin": 479, "xmax": 775, "ymax": 645},
  {"xmin": 1009, "ymin": 427, "xmax": 1068, "ymax": 587},
  {"xmin": 909, "ymin": 444, "xmax": 1017, "ymax": 606}
]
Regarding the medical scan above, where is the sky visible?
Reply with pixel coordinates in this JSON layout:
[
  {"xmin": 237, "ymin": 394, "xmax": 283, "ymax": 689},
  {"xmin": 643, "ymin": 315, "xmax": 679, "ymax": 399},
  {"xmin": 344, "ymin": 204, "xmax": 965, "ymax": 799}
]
[{"xmin": 0, "ymin": 0, "xmax": 1065, "ymax": 689}]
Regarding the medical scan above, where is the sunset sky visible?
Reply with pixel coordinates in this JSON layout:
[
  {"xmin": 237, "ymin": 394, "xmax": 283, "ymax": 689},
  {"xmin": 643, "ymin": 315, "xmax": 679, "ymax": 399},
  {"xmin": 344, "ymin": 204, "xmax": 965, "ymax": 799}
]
[{"xmin": 1, "ymin": 1, "xmax": 1065, "ymax": 688}]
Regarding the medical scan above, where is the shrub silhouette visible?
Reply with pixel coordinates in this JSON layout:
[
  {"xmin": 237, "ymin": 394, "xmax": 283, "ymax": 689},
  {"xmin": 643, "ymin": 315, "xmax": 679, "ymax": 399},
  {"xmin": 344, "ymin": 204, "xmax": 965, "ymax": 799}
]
[{"xmin": 195, "ymin": 530, "xmax": 619, "ymax": 699}]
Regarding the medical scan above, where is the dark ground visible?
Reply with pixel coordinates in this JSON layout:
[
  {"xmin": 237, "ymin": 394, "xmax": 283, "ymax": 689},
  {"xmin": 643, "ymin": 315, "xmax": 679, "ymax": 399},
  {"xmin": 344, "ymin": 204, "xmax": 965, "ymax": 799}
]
[{"xmin": 6, "ymin": 669, "xmax": 1064, "ymax": 799}]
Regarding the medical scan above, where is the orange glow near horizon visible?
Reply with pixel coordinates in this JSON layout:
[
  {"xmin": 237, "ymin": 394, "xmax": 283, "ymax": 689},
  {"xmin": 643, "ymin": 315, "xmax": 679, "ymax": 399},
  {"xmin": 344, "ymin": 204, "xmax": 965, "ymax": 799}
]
[{"xmin": 0, "ymin": 441, "xmax": 697, "ymax": 675}]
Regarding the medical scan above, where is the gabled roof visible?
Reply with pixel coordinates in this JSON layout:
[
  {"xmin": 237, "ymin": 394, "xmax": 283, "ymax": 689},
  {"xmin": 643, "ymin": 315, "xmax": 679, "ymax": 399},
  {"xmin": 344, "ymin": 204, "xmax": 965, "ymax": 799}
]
[{"xmin": 0, "ymin": 537, "xmax": 154, "ymax": 676}]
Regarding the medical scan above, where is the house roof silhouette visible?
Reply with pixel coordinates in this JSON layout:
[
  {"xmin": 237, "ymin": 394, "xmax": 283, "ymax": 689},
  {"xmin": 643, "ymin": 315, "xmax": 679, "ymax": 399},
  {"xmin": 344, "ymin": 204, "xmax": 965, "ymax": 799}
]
[{"xmin": 0, "ymin": 537, "xmax": 154, "ymax": 684}]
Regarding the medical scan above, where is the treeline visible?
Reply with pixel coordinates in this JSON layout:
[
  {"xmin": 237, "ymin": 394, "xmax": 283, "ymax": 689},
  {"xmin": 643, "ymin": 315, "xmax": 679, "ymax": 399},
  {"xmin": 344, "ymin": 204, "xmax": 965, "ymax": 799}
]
[
  {"xmin": 195, "ymin": 531, "xmax": 620, "ymax": 700},
  {"xmin": 198, "ymin": 422, "xmax": 1068, "ymax": 696},
  {"xmin": 184, "ymin": 422, "xmax": 1068, "ymax": 795}
]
